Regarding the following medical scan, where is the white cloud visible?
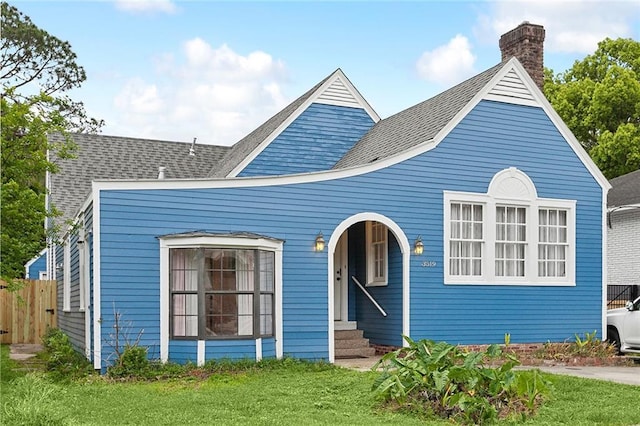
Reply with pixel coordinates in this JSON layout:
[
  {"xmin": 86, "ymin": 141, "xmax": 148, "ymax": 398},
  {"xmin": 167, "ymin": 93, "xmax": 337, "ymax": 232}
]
[
  {"xmin": 474, "ymin": 0, "xmax": 640, "ymax": 54},
  {"xmin": 114, "ymin": 0, "xmax": 177, "ymax": 14},
  {"xmin": 416, "ymin": 35, "xmax": 477, "ymax": 86},
  {"xmin": 109, "ymin": 39, "xmax": 288, "ymax": 145}
]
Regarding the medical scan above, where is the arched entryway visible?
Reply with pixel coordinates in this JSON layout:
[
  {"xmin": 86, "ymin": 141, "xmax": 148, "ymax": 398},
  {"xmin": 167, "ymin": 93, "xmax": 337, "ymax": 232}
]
[{"xmin": 327, "ymin": 212, "xmax": 411, "ymax": 362}]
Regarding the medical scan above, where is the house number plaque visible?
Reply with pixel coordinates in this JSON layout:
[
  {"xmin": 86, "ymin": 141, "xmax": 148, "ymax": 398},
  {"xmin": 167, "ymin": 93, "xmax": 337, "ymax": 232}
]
[{"xmin": 421, "ymin": 261, "xmax": 437, "ymax": 267}]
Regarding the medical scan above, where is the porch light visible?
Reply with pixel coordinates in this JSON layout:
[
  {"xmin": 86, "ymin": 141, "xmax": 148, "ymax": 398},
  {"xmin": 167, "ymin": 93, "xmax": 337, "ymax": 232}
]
[
  {"xmin": 414, "ymin": 236, "xmax": 424, "ymax": 255},
  {"xmin": 315, "ymin": 232, "xmax": 325, "ymax": 252}
]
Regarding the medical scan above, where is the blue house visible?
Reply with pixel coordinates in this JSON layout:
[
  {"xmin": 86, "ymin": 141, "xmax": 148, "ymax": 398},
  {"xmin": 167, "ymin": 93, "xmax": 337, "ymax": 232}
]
[{"xmin": 49, "ymin": 23, "xmax": 610, "ymax": 371}]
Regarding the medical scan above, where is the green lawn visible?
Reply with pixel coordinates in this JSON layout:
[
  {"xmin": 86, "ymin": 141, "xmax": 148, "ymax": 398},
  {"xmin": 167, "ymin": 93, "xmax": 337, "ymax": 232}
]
[{"xmin": 2, "ymin": 345, "xmax": 640, "ymax": 425}]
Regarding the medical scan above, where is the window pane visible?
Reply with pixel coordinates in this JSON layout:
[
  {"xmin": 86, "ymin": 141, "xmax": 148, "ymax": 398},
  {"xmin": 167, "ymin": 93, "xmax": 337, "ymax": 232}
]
[
  {"xmin": 172, "ymin": 294, "xmax": 198, "ymax": 337},
  {"xmin": 537, "ymin": 208, "xmax": 569, "ymax": 277},
  {"xmin": 473, "ymin": 204, "xmax": 483, "ymax": 221},
  {"xmin": 451, "ymin": 203, "xmax": 460, "ymax": 220},
  {"xmin": 171, "ymin": 249, "xmax": 198, "ymax": 291},
  {"xmin": 260, "ymin": 294, "xmax": 273, "ymax": 336}
]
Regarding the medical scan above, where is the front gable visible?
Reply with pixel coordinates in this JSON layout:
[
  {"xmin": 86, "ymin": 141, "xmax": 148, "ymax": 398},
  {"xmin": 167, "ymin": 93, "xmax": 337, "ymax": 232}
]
[{"xmin": 230, "ymin": 70, "xmax": 379, "ymax": 177}]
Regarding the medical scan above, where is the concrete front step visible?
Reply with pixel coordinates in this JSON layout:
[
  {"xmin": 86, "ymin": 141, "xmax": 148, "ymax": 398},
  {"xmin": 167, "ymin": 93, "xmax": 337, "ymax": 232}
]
[
  {"xmin": 334, "ymin": 329, "xmax": 375, "ymax": 359},
  {"xmin": 335, "ymin": 329, "xmax": 364, "ymax": 340},
  {"xmin": 335, "ymin": 346, "xmax": 376, "ymax": 359},
  {"xmin": 335, "ymin": 337, "xmax": 371, "ymax": 349}
]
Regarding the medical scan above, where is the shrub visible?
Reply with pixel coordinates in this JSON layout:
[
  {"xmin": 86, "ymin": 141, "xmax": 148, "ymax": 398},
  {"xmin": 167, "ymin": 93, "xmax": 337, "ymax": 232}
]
[
  {"xmin": 107, "ymin": 344, "xmax": 150, "ymax": 378},
  {"xmin": 372, "ymin": 337, "xmax": 550, "ymax": 425},
  {"xmin": 41, "ymin": 327, "xmax": 94, "ymax": 381},
  {"xmin": 534, "ymin": 330, "xmax": 616, "ymax": 361}
]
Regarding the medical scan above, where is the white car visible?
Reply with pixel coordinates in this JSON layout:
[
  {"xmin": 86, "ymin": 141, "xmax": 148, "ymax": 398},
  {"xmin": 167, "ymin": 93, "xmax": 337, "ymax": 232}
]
[{"xmin": 607, "ymin": 296, "xmax": 640, "ymax": 354}]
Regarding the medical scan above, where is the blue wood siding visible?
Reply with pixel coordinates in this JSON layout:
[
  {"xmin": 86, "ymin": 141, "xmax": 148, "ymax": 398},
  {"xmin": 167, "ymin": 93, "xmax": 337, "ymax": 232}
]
[
  {"xmin": 238, "ymin": 103, "xmax": 375, "ymax": 176},
  {"xmin": 169, "ymin": 340, "xmax": 197, "ymax": 364},
  {"xmin": 261, "ymin": 337, "xmax": 276, "ymax": 358},
  {"xmin": 97, "ymin": 99, "xmax": 603, "ymax": 365},
  {"xmin": 57, "ymin": 225, "xmax": 85, "ymax": 353},
  {"xmin": 26, "ymin": 251, "xmax": 46, "ymax": 279},
  {"xmin": 356, "ymin": 232, "xmax": 403, "ymax": 346}
]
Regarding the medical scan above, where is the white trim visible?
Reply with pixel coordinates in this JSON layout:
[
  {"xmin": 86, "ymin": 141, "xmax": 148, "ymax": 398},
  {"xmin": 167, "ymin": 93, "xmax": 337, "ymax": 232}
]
[
  {"xmin": 63, "ymin": 239, "xmax": 71, "ymax": 312},
  {"xmin": 158, "ymin": 235, "xmax": 284, "ymax": 364},
  {"xmin": 444, "ymin": 168, "xmax": 576, "ymax": 286},
  {"xmin": 227, "ymin": 69, "xmax": 380, "ymax": 178},
  {"xmin": 327, "ymin": 212, "xmax": 411, "ymax": 363},
  {"xmin": 24, "ymin": 248, "xmax": 47, "ymax": 279},
  {"xmin": 92, "ymin": 185, "xmax": 102, "ymax": 370},
  {"xmin": 274, "ymin": 249, "xmax": 283, "ymax": 359},
  {"xmin": 197, "ymin": 340, "xmax": 205, "ymax": 366},
  {"xmin": 335, "ymin": 232, "xmax": 349, "ymax": 322},
  {"xmin": 602, "ymin": 190, "xmax": 609, "ymax": 340},
  {"xmin": 256, "ymin": 337, "xmax": 262, "ymax": 361}
]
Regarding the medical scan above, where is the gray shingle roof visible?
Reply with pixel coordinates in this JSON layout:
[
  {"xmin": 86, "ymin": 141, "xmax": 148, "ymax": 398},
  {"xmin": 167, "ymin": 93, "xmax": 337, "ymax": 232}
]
[
  {"xmin": 608, "ymin": 168, "xmax": 640, "ymax": 208},
  {"xmin": 333, "ymin": 61, "xmax": 506, "ymax": 169},
  {"xmin": 208, "ymin": 73, "xmax": 333, "ymax": 178},
  {"xmin": 49, "ymin": 133, "xmax": 229, "ymax": 225}
]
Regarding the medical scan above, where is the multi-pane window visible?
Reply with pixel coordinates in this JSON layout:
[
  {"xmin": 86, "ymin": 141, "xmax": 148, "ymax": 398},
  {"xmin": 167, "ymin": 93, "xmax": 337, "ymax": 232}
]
[
  {"xmin": 444, "ymin": 168, "xmax": 575, "ymax": 285},
  {"xmin": 538, "ymin": 209, "xmax": 568, "ymax": 277},
  {"xmin": 449, "ymin": 203, "xmax": 483, "ymax": 276},
  {"xmin": 495, "ymin": 206, "xmax": 527, "ymax": 277},
  {"xmin": 367, "ymin": 221, "xmax": 388, "ymax": 285},
  {"xmin": 170, "ymin": 248, "xmax": 275, "ymax": 339}
]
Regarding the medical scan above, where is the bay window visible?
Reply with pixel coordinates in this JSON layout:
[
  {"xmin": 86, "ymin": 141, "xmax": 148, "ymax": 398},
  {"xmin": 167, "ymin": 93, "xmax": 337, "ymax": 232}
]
[{"xmin": 170, "ymin": 248, "xmax": 275, "ymax": 339}]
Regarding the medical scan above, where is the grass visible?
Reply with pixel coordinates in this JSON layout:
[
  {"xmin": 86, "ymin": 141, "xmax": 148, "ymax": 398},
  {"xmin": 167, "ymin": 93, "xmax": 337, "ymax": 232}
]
[{"xmin": 2, "ymin": 345, "xmax": 640, "ymax": 425}]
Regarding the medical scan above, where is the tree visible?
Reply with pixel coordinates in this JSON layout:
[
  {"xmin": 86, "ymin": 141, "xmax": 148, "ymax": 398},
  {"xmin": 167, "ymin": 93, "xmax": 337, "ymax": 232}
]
[
  {"xmin": 544, "ymin": 38, "xmax": 640, "ymax": 179},
  {"xmin": 1, "ymin": 2, "xmax": 102, "ymax": 279}
]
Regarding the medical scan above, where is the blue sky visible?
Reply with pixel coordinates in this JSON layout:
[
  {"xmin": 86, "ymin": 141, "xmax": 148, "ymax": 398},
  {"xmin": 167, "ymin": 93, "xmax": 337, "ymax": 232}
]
[{"xmin": 11, "ymin": 0, "xmax": 640, "ymax": 146}]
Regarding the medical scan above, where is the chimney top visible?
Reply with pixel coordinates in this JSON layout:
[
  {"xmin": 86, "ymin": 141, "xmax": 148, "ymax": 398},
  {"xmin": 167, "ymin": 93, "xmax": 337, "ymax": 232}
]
[{"xmin": 499, "ymin": 22, "xmax": 545, "ymax": 90}]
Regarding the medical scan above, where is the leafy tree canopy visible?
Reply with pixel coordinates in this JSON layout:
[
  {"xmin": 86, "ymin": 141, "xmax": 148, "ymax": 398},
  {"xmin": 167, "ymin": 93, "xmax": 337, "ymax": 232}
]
[
  {"xmin": 544, "ymin": 37, "xmax": 640, "ymax": 179},
  {"xmin": 1, "ymin": 2, "xmax": 102, "ymax": 279}
]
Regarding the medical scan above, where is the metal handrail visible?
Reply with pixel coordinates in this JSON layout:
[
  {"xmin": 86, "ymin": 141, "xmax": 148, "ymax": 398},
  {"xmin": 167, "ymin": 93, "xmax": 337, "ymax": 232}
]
[{"xmin": 351, "ymin": 276, "xmax": 387, "ymax": 317}]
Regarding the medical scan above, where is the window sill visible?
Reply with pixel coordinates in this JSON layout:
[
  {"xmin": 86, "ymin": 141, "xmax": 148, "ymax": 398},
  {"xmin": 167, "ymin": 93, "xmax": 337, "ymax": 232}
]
[{"xmin": 444, "ymin": 278, "xmax": 576, "ymax": 286}]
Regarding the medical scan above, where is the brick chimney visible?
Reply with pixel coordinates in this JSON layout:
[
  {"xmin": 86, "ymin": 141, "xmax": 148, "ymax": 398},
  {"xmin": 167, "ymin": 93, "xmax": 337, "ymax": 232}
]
[{"xmin": 499, "ymin": 22, "xmax": 545, "ymax": 90}]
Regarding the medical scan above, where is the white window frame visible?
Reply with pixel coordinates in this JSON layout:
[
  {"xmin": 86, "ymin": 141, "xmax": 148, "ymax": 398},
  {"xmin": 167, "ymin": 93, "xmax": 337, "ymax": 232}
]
[
  {"xmin": 159, "ymin": 235, "xmax": 284, "ymax": 363},
  {"xmin": 444, "ymin": 167, "xmax": 576, "ymax": 286},
  {"xmin": 63, "ymin": 238, "xmax": 71, "ymax": 311},
  {"xmin": 366, "ymin": 221, "xmax": 388, "ymax": 286}
]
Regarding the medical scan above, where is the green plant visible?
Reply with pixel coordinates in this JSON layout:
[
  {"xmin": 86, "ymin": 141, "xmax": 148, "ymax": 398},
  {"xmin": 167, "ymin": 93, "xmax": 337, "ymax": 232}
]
[
  {"xmin": 107, "ymin": 345, "xmax": 151, "ymax": 378},
  {"xmin": 534, "ymin": 331, "xmax": 616, "ymax": 361},
  {"xmin": 372, "ymin": 337, "xmax": 550, "ymax": 424},
  {"xmin": 41, "ymin": 327, "xmax": 94, "ymax": 381},
  {"xmin": 1, "ymin": 373, "xmax": 67, "ymax": 425}
]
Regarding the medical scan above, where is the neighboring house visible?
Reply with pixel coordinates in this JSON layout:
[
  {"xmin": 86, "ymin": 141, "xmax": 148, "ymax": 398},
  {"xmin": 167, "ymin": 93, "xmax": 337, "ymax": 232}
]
[
  {"xmin": 24, "ymin": 248, "xmax": 47, "ymax": 279},
  {"xmin": 49, "ymin": 23, "xmax": 610, "ymax": 371},
  {"xmin": 607, "ymin": 169, "xmax": 640, "ymax": 290}
]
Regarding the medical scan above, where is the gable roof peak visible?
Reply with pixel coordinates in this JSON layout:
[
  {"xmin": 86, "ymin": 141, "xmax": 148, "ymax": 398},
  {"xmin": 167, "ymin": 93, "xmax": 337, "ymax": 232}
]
[{"xmin": 210, "ymin": 68, "xmax": 379, "ymax": 178}]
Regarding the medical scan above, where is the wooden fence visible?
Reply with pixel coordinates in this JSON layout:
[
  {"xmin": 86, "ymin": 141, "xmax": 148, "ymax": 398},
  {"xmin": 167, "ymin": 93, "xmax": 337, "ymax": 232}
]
[{"xmin": 0, "ymin": 280, "xmax": 57, "ymax": 344}]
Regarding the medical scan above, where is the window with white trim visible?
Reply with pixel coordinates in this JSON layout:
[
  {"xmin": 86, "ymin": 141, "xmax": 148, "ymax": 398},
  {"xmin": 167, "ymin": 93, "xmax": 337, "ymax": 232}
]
[
  {"xmin": 538, "ymin": 208, "xmax": 569, "ymax": 277},
  {"xmin": 444, "ymin": 167, "xmax": 576, "ymax": 285},
  {"xmin": 495, "ymin": 206, "xmax": 527, "ymax": 277},
  {"xmin": 170, "ymin": 248, "xmax": 274, "ymax": 339},
  {"xmin": 366, "ymin": 221, "xmax": 388, "ymax": 286},
  {"xmin": 449, "ymin": 202, "xmax": 483, "ymax": 276}
]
